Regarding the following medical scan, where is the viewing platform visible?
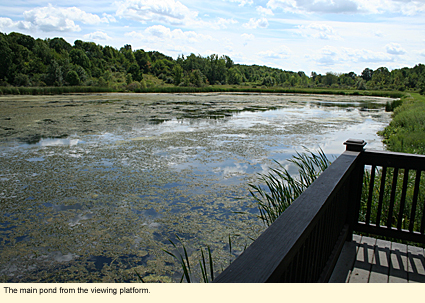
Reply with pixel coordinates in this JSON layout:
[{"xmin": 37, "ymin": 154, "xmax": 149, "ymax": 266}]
[
  {"xmin": 331, "ymin": 234, "xmax": 425, "ymax": 283},
  {"xmin": 214, "ymin": 139, "xmax": 425, "ymax": 283}
]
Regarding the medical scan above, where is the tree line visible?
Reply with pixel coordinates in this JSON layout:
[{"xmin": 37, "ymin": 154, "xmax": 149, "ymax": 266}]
[{"xmin": 1, "ymin": 31, "xmax": 424, "ymax": 94}]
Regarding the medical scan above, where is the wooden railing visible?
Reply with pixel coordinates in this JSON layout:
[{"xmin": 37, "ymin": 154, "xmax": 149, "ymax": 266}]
[
  {"xmin": 356, "ymin": 149, "xmax": 425, "ymax": 244},
  {"xmin": 214, "ymin": 139, "xmax": 425, "ymax": 283}
]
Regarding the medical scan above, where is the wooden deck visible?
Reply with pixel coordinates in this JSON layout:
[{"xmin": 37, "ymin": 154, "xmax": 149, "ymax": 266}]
[{"xmin": 330, "ymin": 234, "xmax": 425, "ymax": 283}]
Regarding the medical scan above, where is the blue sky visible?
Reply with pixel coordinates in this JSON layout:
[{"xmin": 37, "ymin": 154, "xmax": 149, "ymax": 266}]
[{"xmin": 1, "ymin": 0, "xmax": 425, "ymax": 75}]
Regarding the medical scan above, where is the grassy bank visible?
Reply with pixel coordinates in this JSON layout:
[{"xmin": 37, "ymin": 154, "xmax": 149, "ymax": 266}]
[
  {"xmin": 379, "ymin": 93, "xmax": 425, "ymax": 155},
  {"xmin": 0, "ymin": 84, "xmax": 405, "ymax": 98},
  {"xmin": 0, "ymin": 86, "xmax": 117, "ymax": 95}
]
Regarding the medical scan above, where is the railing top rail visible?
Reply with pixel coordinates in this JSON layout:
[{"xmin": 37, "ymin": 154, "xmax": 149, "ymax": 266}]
[{"xmin": 362, "ymin": 149, "xmax": 425, "ymax": 170}]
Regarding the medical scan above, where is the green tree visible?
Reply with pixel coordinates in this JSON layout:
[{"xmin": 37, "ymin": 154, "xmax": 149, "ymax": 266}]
[
  {"xmin": 48, "ymin": 37, "xmax": 72, "ymax": 54},
  {"xmin": 0, "ymin": 36, "xmax": 13, "ymax": 80},
  {"xmin": 227, "ymin": 67, "xmax": 242, "ymax": 85},
  {"xmin": 361, "ymin": 68, "xmax": 374, "ymax": 82},
  {"xmin": 127, "ymin": 63, "xmax": 142, "ymax": 81},
  {"xmin": 13, "ymin": 73, "xmax": 31, "ymax": 86},
  {"xmin": 134, "ymin": 49, "xmax": 151, "ymax": 73},
  {"xmin": 46, "ymin": 60, "xmax": 63, "ymax": 86},
  {"xmin": 70, "ymin": 49, "xmax": 91, "ymax": 70},
  {"xmin": 173, "ymin": 64, "xmax": 183, "ymax": 86},
  {"xmin": 65, "ymin": 70, "xmax": 80, "ymax": 86},
  {"xmin": 189, "ymin": 69, "xmax": 206, "ymax": 87}
]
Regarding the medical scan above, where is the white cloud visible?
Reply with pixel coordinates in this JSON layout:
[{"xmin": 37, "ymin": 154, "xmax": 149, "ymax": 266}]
[
  {"xmin": 0, "ymin": 17, "xmax": 33, "ymax": 31},
  {"xmin": 243, "ymin": 17, "xmax": 269, "ymax": 29},
  {"xmin": 256, "ymin": 6, "xmax": 274, "ymax": 15},
  {"xmin": 297, "ymin": 23, "xmax": 341, "ymax": 40},
  {"xmin": 241, "ymin": 33, "xmax": 255, "ymax": 46},
  {"xmin": 127, "ymin": 25, "xmax": 215, "ymax": 44},
  {"xmin": 307, "ymin": 46, "xmax": 394, "ymax": 67},
  {"xmin": 0, "ymin": 17, "xmax": 15, "ymax": 29},
  {"xmin": 83, "ymin": 31, "xmax": 112, "ymax": 41},
  {"xmin": 258, "ymin": 45, "xmax": 291, "ymax": 59},
  {"xmin": 20, "ymin": 4, "xmax": 109, "ymax": 32},
  {"xmin": 385, "ymin": 43, "xmax": 406, "ymax": 55},
  {"xmin": 313, "ymin": 46, "xmax": 340, "ymax": 65},
  {"xmin": 216, "ymin": 18, "xmax": 238, "ymax": 29},
  {"xmin": 267, "ymin": 0, "xmax": 359, "ymax": 14},
  {"xmin": 241, "ymin": 33, "xmax": 255, "ymax": 40},
  {"xmin": 224, "ymin": 0, "xmax": 254, "ymax": 6},
  {"xmin": 350, "ymin": 49, "xmax": 393, "ymax": 63},
  {"xmin": 115, "ymin": 0, "xmax": 198, "ymax": 25},
  {"xmin": 266, "ymin": 0, "xmax": 425, "ymax": 15},
  {"xmin": 420, "ymin": 50, "xmax": 425, "ymax": 57},
  {"xmin": 102, "ymin": 13, "xmax": 117, "ymax": 23}
]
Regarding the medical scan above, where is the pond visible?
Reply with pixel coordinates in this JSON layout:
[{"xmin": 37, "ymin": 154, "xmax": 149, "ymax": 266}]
[{"xmin": 0, "ymin": 93, "xmax": 394, "ymax": 282}]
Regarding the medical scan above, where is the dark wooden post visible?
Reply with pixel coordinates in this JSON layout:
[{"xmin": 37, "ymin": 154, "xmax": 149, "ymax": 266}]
[
  {"xmin": 343, "ymin": 139, "xmax": 366, "ymax": 242},
  {"xmin": 344, "ymin": 139, "xmax": 366, "ymax": 152}
]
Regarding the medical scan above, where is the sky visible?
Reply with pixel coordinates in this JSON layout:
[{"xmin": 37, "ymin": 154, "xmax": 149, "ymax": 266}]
[{"xmin": 1, "ymin": 0, "xmax": 425, "ymax": 75}]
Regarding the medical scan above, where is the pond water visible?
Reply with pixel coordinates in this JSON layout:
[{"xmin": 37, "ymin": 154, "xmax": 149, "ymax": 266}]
[{"xmin": 0, "ymin": 93, "xmax": 394, "ymax": 282}]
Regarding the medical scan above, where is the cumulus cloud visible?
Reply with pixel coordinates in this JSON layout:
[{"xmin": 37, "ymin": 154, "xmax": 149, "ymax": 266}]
[
  {"xmin": 385, "ymin": 43, "xmax": 406, "ymax": 55},
  {"xmin": 266, "ymin": 0, "xmax": 425, "ymax": 15},
  {"xmin": 215, "ymin": 18, "xmax": 238, "ymax": 29},
  {"xmin": 314, "ymin": 46, "xmax": 340, "ymax": 65},
  {"xmin": 0, "ymin": 17, "xmax": 15, "ymax": 29},
  {"xmin": 257, "ymin": 6, "xmax": 274, "ymax": 15},
  {"xmin": 0, "ymin": 17, "xmax": 33, "ymax": 31},
  {"xmin": 258, "ymin": 45, "xmax": 291, "ymax": 59},
  {"xmin": 243, "ymin": 18, "xmax": 269, "ymax": 29},
  {"xmin": 83, "ymin": 31, "xmax": 112, "ymax": 41},
  {"xmin": 242, "ymin": 33, "xmax": 255, "ymax": 40},
  {"xmin": 267, "ymin": 0, "xmax": 359, "ymax": 14},
  {"xmin": 297, "ymin": 23, "xmax": 341, "ymax": 40},
  {"xmin": 126, "ymin": 25, "xmax": 215, "ymax": 44},
  {"xmin": 224, "ymin": 0, "xmax": 254, "ymax": 6},
  {"xmin": 115, "ymin": 0, "xmax": 198, "ymax": 25},
  {"xmin": 309, "ymin": 46, "xmax": 394, "ymax": 66},
  {"xmin": 11, "ymin": 4, "xmax": 111, "ymax": 32}
]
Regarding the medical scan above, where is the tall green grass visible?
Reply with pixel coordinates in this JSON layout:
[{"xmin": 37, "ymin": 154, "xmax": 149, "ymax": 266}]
[
  {"xmin": 380, "ymin": 93, "xmax": 425, "ymax": 154},
  {"xmin": 160, "ymin": 235, "xmax": 241, "ymax": 283},
  {"xmin": 0, "ymin": 86, "xmax": 118, "ymax": 95},
  {"xmin": 249, "ymin": 148, "xmax": 331, "ymax": 226},
  {"xmin": 0, "ymin": 85, "xmax": 405, "ymax": 98}
]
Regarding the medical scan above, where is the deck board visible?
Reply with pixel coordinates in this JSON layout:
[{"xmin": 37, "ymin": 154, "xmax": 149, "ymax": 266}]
[
  {"xmin": 348, "ymin": 236, "xmax": 376, "ymax": 283},
  {"xmin": 407, "ymin": 245, "xmax": 425, "ymax": 283},
  {"xmin": 331, "ymin": 235, "xmax": 425, "ymax": 283},
  {"xmin": 369, "ymin": 239, "xmax": 391, "ymax": 283}
]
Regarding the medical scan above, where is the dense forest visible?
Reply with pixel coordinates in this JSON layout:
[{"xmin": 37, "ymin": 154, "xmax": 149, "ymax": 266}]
[{"xmin": 1, "ymin": 31, "xmax": 425, "ymax": 94}]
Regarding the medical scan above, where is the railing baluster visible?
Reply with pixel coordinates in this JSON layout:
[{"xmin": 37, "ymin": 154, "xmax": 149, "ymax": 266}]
[
  {"xmin": 387, "ymin": 167, "xmax": 399, "ymax": 228},
  {"xmin": 310, "ymin": 223, "xmax": 320, "ymax": 279},
  {"xmin": 304, "ymin": 234, "xmax": 313, "ymax": 282},
  {"xmin": 376, "ymin": 166, "xmax": 387, "ymax": 226},
  {"xmin": 421, "ymin": 195, "xmax": 425, "ymax": 235},
  {"xmin": 366, "ymin": 165, "xmax": 376, "ymax": 225},
  {"xmin": 409, "ymin": 170, "xmax": 422, "ymax": 232},
  {"xmin": 397, "ymin": 169, "xmax": 410, "ymax": 230}
]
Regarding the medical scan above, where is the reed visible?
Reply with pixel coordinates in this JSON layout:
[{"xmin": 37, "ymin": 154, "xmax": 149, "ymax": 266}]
[
  {"xmin": 249, "ymin": 148, "xmax": 331, "ymax": 226},
  {"xmin": 162, "ymin": 235, "xmax": 215, "ymax": 283}
]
